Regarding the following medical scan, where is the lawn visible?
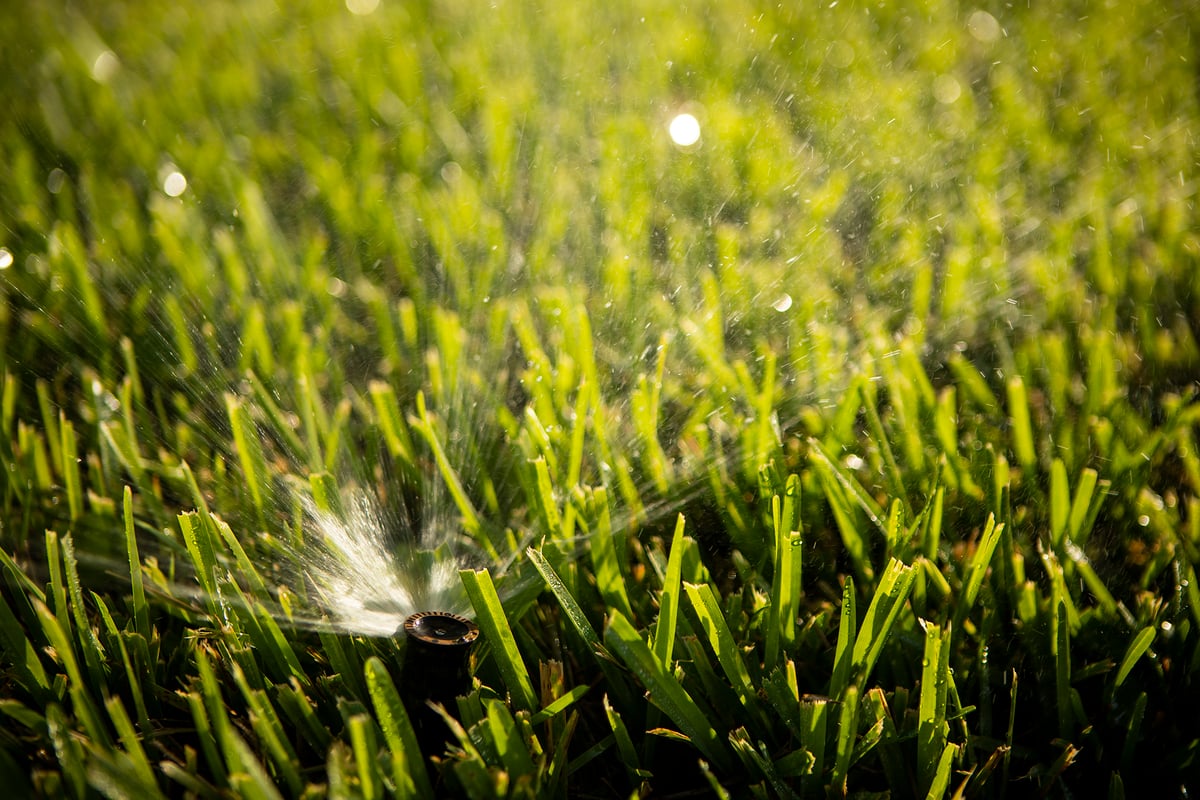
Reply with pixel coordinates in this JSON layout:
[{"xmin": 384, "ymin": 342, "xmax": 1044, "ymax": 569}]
[{"xmin": 1, "ymin": 0, "xmax": 1198, "ymax": 797}]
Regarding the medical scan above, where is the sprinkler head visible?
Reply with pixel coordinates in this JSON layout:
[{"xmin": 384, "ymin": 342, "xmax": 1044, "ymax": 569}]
[
  {"xmin": 400, "ymin": 612, "xmax": 479, "ymax": 756},
  {"xmin": 403, "ymin": 611, "xmax": 479, "ymax": 650}
]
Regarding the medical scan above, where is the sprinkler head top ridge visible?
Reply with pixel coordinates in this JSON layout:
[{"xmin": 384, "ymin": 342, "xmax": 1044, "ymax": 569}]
[{"xmin": 402, "ymin": 611, "xmax": 479, "ymax": 647}]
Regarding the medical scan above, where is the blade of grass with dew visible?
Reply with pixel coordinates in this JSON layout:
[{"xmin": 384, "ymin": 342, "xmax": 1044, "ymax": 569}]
[
  {"xmin": 58, "ymin": 413, "xmax": 83, "ymax": 521},
  {"xmin": 348, "ymin": 713, "xmax": 383, "ymax": 800},
  {"xmin": 853, "ymin": 558, "xmax": 917, "ymax": 686},
  {"xmin": 860, "ymin": 379, "xmax": 911, "ymax": 518},
  {"xmin": 830, "ymin": 576, "xmax": 857, "ymax": 700},
  {"xmin": 1066, "ymin": 468, "xmax": 1104, "ymax": 545},
  {"xmin": 925, "ymin": 742, "xmax": 960, "ymax": 800},
  {"xmin": 684, "ymin": 582, "xmax": 757, "ymax": 708},
  {"xmin": 1114, "ymin": 627, "xmax": 1155, "ymax": 688},
  {"xmin": 604, "ymin": 610, "xmax": 731, "ymax": 772},
  {"xmin": 864, "ymin": 687, "xmax": 906, "ymax": 793},
  {"xmin": 525, "ymin": 547, "xmax": 608, "ymax": 661},
  {"xmin": 1053, "ymin": 601, "xmax": 1074, "ymax": 739},
  {"xmin": 45, "ymin": 702, "xmax": 86, "ymax": 799},
  {"xmin": 33, "ymin": 599, "xmax": 109, "ymax": 748},
  {"xmin": 484, "ymin": 697, "xmax": 538, "ymax": 780},
  {"xmin": 364, "ymin": 656, "xmax": 433, "ymax": 799},
  {"xmin": 92, "ymin": 593, "xmax": 150, "ymax": 737},
  {"xmin": 829, "ymin": 684, "xmax": 860, "ymax": 796},
  {"xmin": 228, "ymin": 663, "xmax": 303, "ymax": 796},
  {"xmin": 1007, "ymin": 375, "xmax": 1037, "ymax": 470},
  {"xmin": 917, "ymin": 621, "xmax": 952, "ymax": 792},
  {"xmin": 1050, "ymin": 458, "xmax": 1070, "ymax": 548},
  {"xmin": 729, "ymin": 726, "xmax": 800, "ymax": 800},
  {"xmin": 368, "ymin": 381, "xmax": 417, "ymax": 464},
  {"xmin": 103, "ymin": 694, "xmax": 158, "ymax": 792},
  {"xmin": 586, "ymin": 485, "xmax": 633, "ymax": 621},
  {"xmin": 799, "ymin": 695, "xmax": 831, "ymax": 796},
  {"xmin": 604, "ymin": 693, "xmax": 649, "ymax": 784},
  {"xmin": 654, "ymin": 513, "xmax": 687, "ymax": 669},
  {"xmin": 767, "ymin": 474, "xmax": 803, "ymax": 667},
  {"xmin": 122, "ymin": 487, "xmax": 150, "ymax": 645},
  {"xmin": 952, "ymin": 515, "xmax": 1004, "ymax": 631},
  {"xmin": 461, "ymin": 568, "xmax": 537, "ymax": 712},
  {"xmin": 225, "ymin": 393, "xmax": 272, "ymax": 516}
]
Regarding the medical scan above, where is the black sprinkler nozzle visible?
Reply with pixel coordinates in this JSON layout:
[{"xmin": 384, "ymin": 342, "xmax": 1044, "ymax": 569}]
[{"xmin": 400, "ymin": 611, "xmax": 479, "ymax": 755}]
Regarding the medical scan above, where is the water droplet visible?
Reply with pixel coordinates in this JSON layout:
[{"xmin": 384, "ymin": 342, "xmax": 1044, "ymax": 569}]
[
  {"xmin": 0, "ymin": 248, "xmax": 12, "ymax": 270},
  {"xmin": 772, "ymin": 293, "xmax": 793, "ymax": 312},
  {"xmin": 933, "ymin": 74, "xmax": 962, "ymax": 105},
  {"xmin": 669, "ymin": 113, "xmax": 701, "ymax": 147},
  {"xmin": 1138, "ymin": 514, "xmax": 1150, "ymax": 527},
  {"xmin": 967, "ymin": 10, "xmax": 1002, "ymax": 43},
  {"xmin": 163, "ymin": 171, "xmax": 188, "ymax": 197},
  {"xmin": 47, "ymin": 168, "xmax": 67, "ymax": 194},
  {"xmin": 92, "ymin": 50, "xmax": 120, "ymax": 82},
  {"xmin": 345, "ymin": 0, "xmax": 379, "ymax": 14}
]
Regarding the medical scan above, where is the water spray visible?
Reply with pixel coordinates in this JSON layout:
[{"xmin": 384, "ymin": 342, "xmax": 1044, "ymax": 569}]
[{"xmin": 400, "ymin": 611, "xmax": 480, "ymax": 754}]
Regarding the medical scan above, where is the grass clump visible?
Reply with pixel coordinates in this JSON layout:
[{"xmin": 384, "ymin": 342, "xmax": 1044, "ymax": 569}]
[{"xmin": 1, "ymin": 0, "xmax": 1199, "ymax": 797}]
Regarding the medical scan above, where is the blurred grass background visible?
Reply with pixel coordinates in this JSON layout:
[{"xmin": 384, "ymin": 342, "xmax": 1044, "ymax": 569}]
[{"xmin": 1, "ymin": 0, "xmax": 1199, "ymax": 796}]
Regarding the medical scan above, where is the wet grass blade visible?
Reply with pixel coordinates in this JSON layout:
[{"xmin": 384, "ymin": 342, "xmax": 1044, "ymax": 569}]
[
  {"xmin": 953, "ymin": 515, "xmax": 1004, "ymax": 631},
  {"xmin": 685, "ymin": 582, "xmax": 756, "ymax": 706},
  {"xmin": 604, "ymin": 609, "xmax": 731, "ymax": 772},
  {"xmin": 461, "ymin": 568, "xmax": 537, "ymax": 712},
  {"xmin": 767, "ymin": 474, "xmax": 803, "ymax": 667},
  {"xmin": 917, "ymin": 622, "xmax": 952, "ymax": 793},
  {"xmin": 829, "ymin": 684, "xmax": 860, "ymax": 796},
  {"xmin": 1114, "ymin": 627, "xmax": 1155, "ymax": 688},
  {"xmin": 226, "ymin": 393, "xmax": 272, "ymax": 516},
  {"xmin": 830, "ymin": 576, "xmax": 857, "ymax": 700},
  {"xmin": 853, "ymin": 559, "xmax": 916, "ymax": 686},
  {"xmin": 654, "ymin": 513, "xmax": 687, "ymax": 669},
  {"xmin": 123, "ymin": 487, "xmax": 150, "ymax": 645},
  {"xmin": 587, "ymin": 486, "xmax": 633, "ymax": 620}
]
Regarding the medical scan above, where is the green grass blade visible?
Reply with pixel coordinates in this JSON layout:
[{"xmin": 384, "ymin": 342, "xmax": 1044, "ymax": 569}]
[
  {"xmin": 460, "ymin": 568, "xmax": 537, "ymax": 712},
  {"xmin": 853, "ymin": 559, "xmax": 916, "ymax": 686},
  {"xmin": 953, "ymin": 515, "xmax": 1004, "ymax": 631},
  {"xmin": 526, "ymin": 547, "xmax": 604, "ymax": 656},
  {"xmin": 917, "ymin": 622, "xmax": 952, "ymax": 792},
  {"xmin": 767, "ymin": 474, "xmax": 803, "ymax": 667},
  {"xmin": 685, "ymin": 582, "xmax": 756, "ymax": 706},
  {"xmin": 604, "ymin": 610, "xmax": 731, "ymax": 772},
  {"xmin": 924, "ymin": 742, "xmax": 959, "ymax": 800},
  {"xmin": 348, "ymin": 713, "xmax": 384, "ymax": 800},
  {"xmin": 1007, "ymin": 375, "xmax": 1037, "ymax": 470},
  {"xmin": 364, "ymin": 656, "xmax": 433, "ymax": 799},
  {"xmin": 653, "ymin": 514, "xmax": 687, "ymax": 669},
  {"xmin": 830, "ymin": 576, "xmax": 857, "ymax": 700},
  {"xmin": 587, "ymin": 486, "xmax": 633, "ymax": 620},
  {"xmin": 1114, "ymin": 626, "xmax": 1155, "ymax": 688},
  {"xmin": 226, "ymin": 393, "xmax": 272, "ymax": 515},
  {"xmin": 829, "ymin": 684, "xmax": 860, "ymax": 796},
  {"xmin": 122, "ymin": 487, "xmax": 150, "ymax": 645}
]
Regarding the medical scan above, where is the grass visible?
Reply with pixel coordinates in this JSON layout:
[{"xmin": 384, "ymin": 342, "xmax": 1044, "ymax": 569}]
[{"xmin": 1, "ymin": 0, "xmax": 1199, "ymax": 796}]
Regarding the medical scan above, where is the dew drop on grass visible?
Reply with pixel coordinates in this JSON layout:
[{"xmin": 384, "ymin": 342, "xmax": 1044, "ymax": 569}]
[
  {"xmin": 46, "ymin": 168, "xmax": 67, "ymax": 194},
  {"xmin": 163, "ymin": 171, "xmax": 188, "ymax": 197},
  {"xmin": 967, "ymin": 10, "xmax": 1001, "ymax": 43},
  {"xmin": 91, "ymin": 50, "xmax": 119, "ymax": 82},
  {"xmin": 669, "ymin": 113, "xmax": 701, "ymax": 147},
  {"xmin": 0, "ymin": 248, "xmax": 12, "ymax": 271},
  {"xmin": 772, "ymin": 293, "xmax": 793, "ymax": 312},
  {"xmin": 933, "ymin": 74, "xmax": 961, "ymax": 105}
]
